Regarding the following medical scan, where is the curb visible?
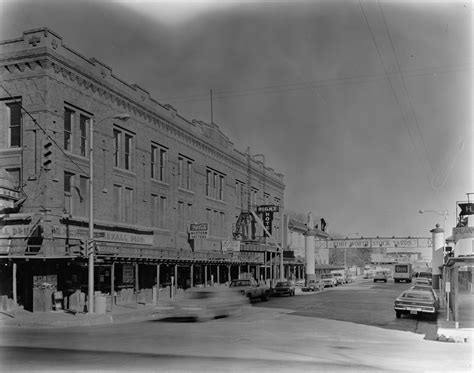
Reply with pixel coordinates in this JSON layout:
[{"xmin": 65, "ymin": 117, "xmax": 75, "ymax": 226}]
[{"xmin": 435, "ymin": 306, "xmax": 472, "ymax": 343}]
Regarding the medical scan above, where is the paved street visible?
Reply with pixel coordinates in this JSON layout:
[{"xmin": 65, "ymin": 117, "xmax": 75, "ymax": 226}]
[
  {"xmin": 1, "ymin": 279, "xmax": 471, "ymax": 372},
  {"xmin": 260, "ymin": 279, "xmax": 438, "ymax": 339}
]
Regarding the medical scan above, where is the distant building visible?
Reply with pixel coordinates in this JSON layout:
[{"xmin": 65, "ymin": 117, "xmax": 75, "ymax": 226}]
[{"xmin": 0, "ymin": 28, "xmax": 285, "ymax": 312}]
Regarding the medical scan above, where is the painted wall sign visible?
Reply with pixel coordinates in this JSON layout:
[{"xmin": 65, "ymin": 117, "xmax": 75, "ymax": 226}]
[
  {"xmin": 52, "ymin": 225, "xmax": 153, "ymax": 245},
  {"xmin": 221, "ymin": 240, "xmax": 240, "ymax": 252},
  {"xmin": 0, "ymin": 224, "xmax": 39, "ymax": 238}
]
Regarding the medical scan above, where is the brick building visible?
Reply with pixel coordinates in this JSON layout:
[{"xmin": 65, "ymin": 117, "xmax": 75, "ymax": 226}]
[{"xmin": 0, "ymin": 28, "xmax": 285, "ymax": 312}]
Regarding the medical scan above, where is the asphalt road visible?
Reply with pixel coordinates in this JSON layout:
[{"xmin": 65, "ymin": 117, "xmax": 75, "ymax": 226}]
[
  {"xmin": 260, "ymin": 278, "xmax": 438, "ymax": 339},
  {"xmin": 0, "ymin": 279, "xmax": 471, "ymax": 372}
]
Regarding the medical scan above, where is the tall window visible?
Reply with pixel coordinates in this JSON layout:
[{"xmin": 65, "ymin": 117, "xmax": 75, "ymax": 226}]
[
  {"xmin": 113, "ymin": 184, "xmax": 134, "ymax": 223},
  {"xmin": 177, "ymin": 201, "xmax": 185, "ymax": 232},
  {"xmin": 63, "ymin": 172, "xmax": 88, "ymax": 217},
  {"xmin": 178, "ymin": 155, "xmax": 194, "ymax": 190},
  {"xmin": 235, "ymin": 180, "xmax": 245, "ymax": 208},
  {"xmin": 251, "ymin": 188, "xmax": 258, "ymax": 208},
  {"xmin": 64, "ymin": 108, "xmax": 73, "ymax": 151},
  {"xmin": 113, "ymin": 129, "xmax": 120, "ymax": 167},
  {"xmin": 79, "ymin": 114, "xmax": 88, "ymax": 157},
  {"xmin": 1, "ymin": 100, "xmax": 22, "ymax": 149},
  {"xmin": 151, "ymin": 144, "xmax": 167, "ymax": 182},
  {"xmin": 113, "ymin": 127, "xmax": 134, "ymax": 171},
  {"xmin": 124, "ymin": 134, "xmax": 132, "ymax": 170},
  {"xmin": 206, "ymin": 168, "xmax": 225, "ymax": 201},
  {"xmin": 151, "ymin": 194, "xmax": 168, "ymax": 229},
  {"xmin": 64, "ymin": 172, "xmax": 73, "ymax": 214}
]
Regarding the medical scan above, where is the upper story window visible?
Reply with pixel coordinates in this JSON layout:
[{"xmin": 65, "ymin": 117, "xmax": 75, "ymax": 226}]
[
  {"xmin": 206, "ymin": 168, "xmax": 225, "ymax": 201},
  {"xmin": 251, "ymin": 187, "xmax": 259, "ymax": 209},
  {"xmin": 0, "ymin": 100, "xmax": 22, "ymax": 149},
  {"xmin": 64, "ymin": 108, "xmax": 73, "ymax": 151},
  {"xmin": 178, "ymin": 155, "xmax": 194, "ymax": 191},
  {"xmin": 63, "ymin": 104, "xmax": 91, "ymax": 157},
  {"xmin": 63, "ymin": 171, "xmax": 89, "ymax": 218},
  {"xmin": 235, "ymin": 180, "xmax": 245, "ymax": 208},
  {"xmin": 151, "ymin": 143, "xmax": 167, "ymax": 182},
  {"xmin": 113, "ymin": 184, "xmax": 134, "ymax": 223},
  {"xmin": 79, "ymin": 114, "xmax": 88, "ymax": 157},
  {"xmin": 114, "ymin": 126, "xmax": 135, "ymax": 171}
]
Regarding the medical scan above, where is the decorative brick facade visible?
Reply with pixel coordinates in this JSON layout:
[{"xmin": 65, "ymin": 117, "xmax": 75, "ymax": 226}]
[{"xmin": 0, "ymin": 28, "xmax": 285, "ymax": 311}]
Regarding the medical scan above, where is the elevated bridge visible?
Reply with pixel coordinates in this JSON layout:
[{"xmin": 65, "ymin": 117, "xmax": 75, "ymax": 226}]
[{"xmin": 316, "ymin": 237, "xmax": 432, "ymax": 250}]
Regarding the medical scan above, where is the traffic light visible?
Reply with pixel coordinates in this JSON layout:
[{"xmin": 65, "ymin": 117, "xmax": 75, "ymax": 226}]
[
  {"xmin": 71, "ymin": 239, "xmax": 86, "ymax": 257},
  {"xmin": 87, "ymin": 239, "xmax": 96, "ymax": 256},
  {"xmin": 42, "ymin": 140, "xmax": 53, "ymax": 170}
]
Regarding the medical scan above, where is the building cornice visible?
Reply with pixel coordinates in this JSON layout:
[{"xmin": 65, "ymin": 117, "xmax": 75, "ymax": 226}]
[{"xmin": 0, "ymin": 28, "xmax": 285, "ymax": 190}]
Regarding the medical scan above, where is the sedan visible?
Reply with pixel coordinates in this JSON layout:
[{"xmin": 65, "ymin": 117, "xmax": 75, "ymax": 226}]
[
  {"xmin": 159, "ymin": 287, "xmax": 249, "ymax": 321},
  {"xmin": 394, "ymin": 289, "xmax": 439, "ymax": 320},
  {"xmin": 273, "ymin": 281, "xmax": 296, "ymax": 296}
]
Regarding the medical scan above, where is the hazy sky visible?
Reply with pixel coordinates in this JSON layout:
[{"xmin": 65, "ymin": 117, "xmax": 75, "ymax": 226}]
[{"xmin": 1, "ymin": 0, "xmax": 472, "ymax": 239}]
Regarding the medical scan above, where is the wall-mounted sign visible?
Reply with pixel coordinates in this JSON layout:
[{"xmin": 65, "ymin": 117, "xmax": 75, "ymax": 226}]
[
  {"xmin": 222, "ymin": 240, "xmax": 240, "ymax": 252},
  {"xmin": 453, "ymin": 226, "xmax": 474, "ymax": 240},
  {"xmin": 52, "ymin": 225, "xmax": 153, "ymax": 245},
  {"xmin": 0, "ymin": 224, "xmax": 39, "ymax": 239},
  {"xmin": 262, "ymin": 211, "xmax": 273, "ymax": 237},
  {"xmin": 458, "ymin": 203, "xmax": 474, "ymax": 216},
  {"xmin": 189, "ymin": 223, "xmax": 209, "ymax": 239},
  {"xmin": 256, "ymin": 205, "xmax": 279, "ymax": 213}
]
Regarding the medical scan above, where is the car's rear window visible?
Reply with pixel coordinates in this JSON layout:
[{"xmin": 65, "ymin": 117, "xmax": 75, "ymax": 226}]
[
  {"xmin": 230, "ymin": 280, "xmax": 250, "ymax": 287},
  {"xmin": 402, "ymin": 292, "xmax": 433, "ymax": 300}
]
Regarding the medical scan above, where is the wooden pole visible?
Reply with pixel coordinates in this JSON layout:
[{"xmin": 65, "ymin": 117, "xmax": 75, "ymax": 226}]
[
  {"xmin": 12, "ymin": 262, "xmax": 17, "ymax": 305},
  {"xmin": 110, "ymin": 262, "xmax": 115, "ymax": 312}
]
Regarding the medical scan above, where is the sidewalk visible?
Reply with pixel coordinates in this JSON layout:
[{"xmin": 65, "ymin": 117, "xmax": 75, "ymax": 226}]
[
  {"xmin": 436, "ymin": 291, "xmax": 474, "ymax": 343},
  {"xmin": 0, "ymin": 301, "xmax": 172, "ymax": 328}
]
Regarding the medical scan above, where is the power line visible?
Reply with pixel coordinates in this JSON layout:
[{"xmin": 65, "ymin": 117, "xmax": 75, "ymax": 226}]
[
  {"xmin": 158, "ymin": 63, "xmax": 472, "ymax": 104},
  {"xmin": 358, "ymin": 0, "xmax": 434, "ymax": 187},
  {"xmin": 0, "ymin": 83, "xmax": 89, "ymax": 175},
  {"xmin": 378, "ymin": 1, "xmax": 436, "ymax": 184}
]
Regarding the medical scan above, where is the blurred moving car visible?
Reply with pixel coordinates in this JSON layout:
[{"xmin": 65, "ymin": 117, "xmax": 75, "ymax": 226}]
[
  {"xmin": 321, "ymin": 274, "xmax": 337, "ymax": 287},
  {"xmin": 162, "ymin": 287, "xmax": 249, "ymax": 322},
  {"xmin": 373, "ymin": 271, "xmax": 388, "ymax": 283},
  {"xmin": 273, "ymin": 281, "xmax": 296, "ymax": 296},
  {"xmin": 394, "ymin": 289, "xmax": 439, "ymax": 320}
]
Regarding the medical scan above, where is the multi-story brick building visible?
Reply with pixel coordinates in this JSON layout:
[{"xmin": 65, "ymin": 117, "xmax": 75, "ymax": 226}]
[{"xmin": 0, "ymin": 28, "xmax": 285, "ymax": 312}]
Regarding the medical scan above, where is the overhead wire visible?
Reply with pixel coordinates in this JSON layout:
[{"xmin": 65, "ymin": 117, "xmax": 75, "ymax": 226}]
[
  {"xmin": 158, "ymin": 63, "xmax": 472, "ymax": 104},
  {"xmin": 0, "ymin": 83, "xmax": 89, "ymax": 175},
  {"xmin": 377, "ymin": 1, "xmax": 438, "ymax": 187},
  {"xmin": 358, "ymin": 0, "xmax": 435, "ymax": 187}
]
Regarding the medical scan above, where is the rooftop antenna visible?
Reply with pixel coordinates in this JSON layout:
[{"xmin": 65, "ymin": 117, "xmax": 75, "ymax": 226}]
[{"xmin": 210, "ymin": 89, "xmax": 213, "ymax": 124}]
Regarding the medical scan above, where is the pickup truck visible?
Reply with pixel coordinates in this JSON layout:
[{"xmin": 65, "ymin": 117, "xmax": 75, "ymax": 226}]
[
  {"xmin": 321, "ymin": 273, "xmax": 337, "ymax": 287},
  {"xmin": 229, "ymin": 279, "xmax": 270, "ymax": 302}
]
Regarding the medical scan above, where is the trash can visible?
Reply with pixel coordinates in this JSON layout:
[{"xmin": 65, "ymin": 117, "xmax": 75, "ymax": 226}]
[{"xmin": 94, "ymin": 295, "xmax": 107, "ymax": 314}]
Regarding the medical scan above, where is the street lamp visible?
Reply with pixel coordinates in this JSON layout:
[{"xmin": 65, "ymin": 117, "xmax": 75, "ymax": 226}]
[
  {"xmin": 88, "ymin": 113, "xmax": 130, "ymax": 314},
  {"xmin": 418, "ymin": 209, "xmax": 449, "ymax": 234}
]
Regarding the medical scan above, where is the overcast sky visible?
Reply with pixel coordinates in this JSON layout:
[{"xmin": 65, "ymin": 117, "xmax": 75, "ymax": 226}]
[{"xmin": 1, "ymin": 0, "xmax": 472, "ymax": 239}]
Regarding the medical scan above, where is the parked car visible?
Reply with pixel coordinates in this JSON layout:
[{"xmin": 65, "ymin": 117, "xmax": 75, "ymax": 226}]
[
  {"xmin": 409, "ymin": 284, "xmax": 439, "ymax": 301},
  {"xmin": 332, "ymin": 272, "xmax": 346, "ymax": 285},
  {"xmin": 273, "ymin": 281, "xmax": 295, "ymax": 296},
  {"xmin": 321, "ymin": 274, "xmax": 337, "ymax": 287},
  {"xmin": 413, "ymin": 277, "xmax": 431, "ymax": 286},
  {"xmin": 295, "ymin": 279, "xmax": 305, "ymax": 287},
  {"xmin": 160, "ymin": 287, "xmax": 249, "ymax": 321},
  {"xmin": 229, "ymin": 278, "xmax": 270, "ymax": 302},
  {"xmin": 302, "ymin": 279, "xmax": 324, "ymax": 292},
  {"xmin": 394, "ymin": 289, "xmax": 439, "ymax": 320},
  {"xmin": 415, "ymin": 272, "xmax": 432, "ymax": 285},
  {"xmin": 373, "ymin": 271, "xmax": 388, "ymax": 283}
]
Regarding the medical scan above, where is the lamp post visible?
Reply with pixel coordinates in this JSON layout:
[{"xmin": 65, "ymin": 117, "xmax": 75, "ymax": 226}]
[
  {"xmin": 88, "ymin": 113, "xmax": 130, "ymax": 314},
  {"xmin": 418, "ymin": 209, "xmax": 449, "ymax": 292}
]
